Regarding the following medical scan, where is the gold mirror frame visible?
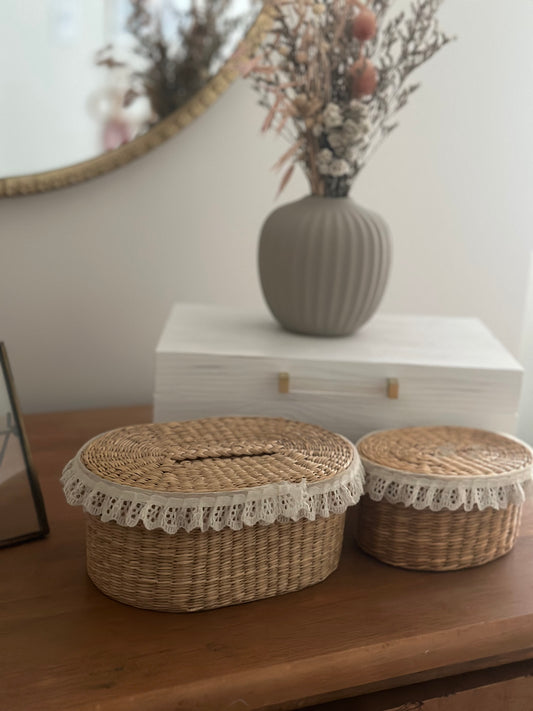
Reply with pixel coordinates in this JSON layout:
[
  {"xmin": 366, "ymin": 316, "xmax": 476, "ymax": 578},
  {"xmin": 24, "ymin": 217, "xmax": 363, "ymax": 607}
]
[{"xmin": 0, "ymin": 4, "xmax": 271, "ymax": 198}]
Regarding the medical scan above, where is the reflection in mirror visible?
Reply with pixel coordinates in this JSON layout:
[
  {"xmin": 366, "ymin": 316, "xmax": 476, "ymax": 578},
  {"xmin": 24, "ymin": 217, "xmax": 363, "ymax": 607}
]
[
  {"xmin": 1, "ymin": 0, "xmax": 259, "ymax": 179},
  {"xmin": 0, "ymin": 344, "xmax": 48, "ymax": 547},
  {"xmin": 96, "ymin": 0, "xmax": 257, "ymax": 148}
]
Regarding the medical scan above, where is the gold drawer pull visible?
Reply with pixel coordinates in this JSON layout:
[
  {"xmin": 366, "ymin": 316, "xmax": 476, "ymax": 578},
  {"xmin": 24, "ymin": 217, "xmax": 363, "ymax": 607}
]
[
  {"xmin": 278, "ymin": 372, "xmax": 290, "ymax": 394},
  {"xmin": 278, "ymin": 372, "xmax": 399, "ymax": 398},
  {"xmin": 387, "ymin": 378, "xmax": 399, "ymax": 399}
]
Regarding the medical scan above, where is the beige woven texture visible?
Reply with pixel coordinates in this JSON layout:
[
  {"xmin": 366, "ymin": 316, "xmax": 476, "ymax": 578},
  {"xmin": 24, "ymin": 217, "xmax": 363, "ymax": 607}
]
[
  {"xmin": 357, "ymin": 426, "xmax": 531, "ymax": 571},
  {"xmin": 87, "ymin": 513, "xmax": 345, "ymax": 612},
  {"xmin": 358, "ymin": 426, "xmax": 532, "ymax": 477},
  {"xmin": 81, "ymin": 418, "xmax": 353, "ymax": 492},
  {"xmin": 83, "ymin": 417, "xmax": 352, "ymax": 611}
]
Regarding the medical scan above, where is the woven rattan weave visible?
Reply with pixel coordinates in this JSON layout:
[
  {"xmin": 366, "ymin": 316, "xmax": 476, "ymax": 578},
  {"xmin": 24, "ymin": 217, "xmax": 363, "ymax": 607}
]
[
  {"xmin": 357, "ymin": 427, "xmax": 532, "ymax": 571},
  {"xmin": 358, "ymin": 427, "xmax": 531, "ymax": 478},
  {"xmin": 87, "ymin": 513, "xmax": 345, "ymax": 612},
  {"xmin": 80, "ymin": 417, "xmax": 354, "ymax": 492},
  {"xmin": 64, "ymin": 417, "xmax": 361, "ymax": 611}
]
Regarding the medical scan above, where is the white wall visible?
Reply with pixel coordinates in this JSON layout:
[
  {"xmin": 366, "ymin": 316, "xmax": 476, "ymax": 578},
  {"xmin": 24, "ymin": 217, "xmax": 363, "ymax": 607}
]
[{"xmin": 1, "ymin": 0, "xmax": 533, "ymax": 414}]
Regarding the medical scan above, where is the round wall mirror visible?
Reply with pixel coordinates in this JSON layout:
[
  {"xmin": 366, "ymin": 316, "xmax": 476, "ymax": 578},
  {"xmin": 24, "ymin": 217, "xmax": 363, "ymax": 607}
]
[{"xmin": 1, "ymin": 0, "xmax": 267, "ymax": 196}]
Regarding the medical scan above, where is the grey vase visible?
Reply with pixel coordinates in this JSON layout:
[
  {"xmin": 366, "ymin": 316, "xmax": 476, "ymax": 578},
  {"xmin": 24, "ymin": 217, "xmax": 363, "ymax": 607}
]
[{"xmin": 258, "ymin": 196, "xmax": 392, "ymax": 337}]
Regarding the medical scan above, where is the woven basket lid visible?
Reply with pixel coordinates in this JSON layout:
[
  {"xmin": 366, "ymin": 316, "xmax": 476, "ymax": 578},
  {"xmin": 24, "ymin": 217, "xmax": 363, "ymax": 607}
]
[
  {"xmin": 357, "ymin": 426, "xmax": 533, "ymax": 512},
  {"xmin": 61, "ymin": 417, "xmax": 364, "ymax": 533}
]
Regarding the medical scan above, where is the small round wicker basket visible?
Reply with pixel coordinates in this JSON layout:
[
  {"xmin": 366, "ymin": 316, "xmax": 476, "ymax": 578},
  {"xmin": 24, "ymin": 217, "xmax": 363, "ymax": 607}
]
[
  {"xmin": 61, "ymin": 417, "xmax": 363, "ymax": 612},
  {"xmin": 356, "ymin": 426, "xmax": 533, "ymax": 571}
]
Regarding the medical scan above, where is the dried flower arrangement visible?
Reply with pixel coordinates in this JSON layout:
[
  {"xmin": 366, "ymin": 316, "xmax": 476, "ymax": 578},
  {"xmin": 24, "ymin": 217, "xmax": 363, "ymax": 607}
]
[
  {"xmin": 97, "ymin": 0, "xmax": 253, "ymax": 127},
  {"xmin": 245, "ymin": 0, "xmax": 453, "ymax": 197}
]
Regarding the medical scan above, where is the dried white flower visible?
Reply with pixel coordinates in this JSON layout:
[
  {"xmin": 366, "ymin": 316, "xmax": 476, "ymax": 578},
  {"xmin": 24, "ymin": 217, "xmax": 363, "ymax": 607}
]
[
  {"xmin": 322, "ymin": 102, "xmax": 343, "ymax": 129},
  {"xmin": 349, "ymin": 99, "xmax": 367, "ymax": 114},
  {"xmin": 317, "ymin": 148, "xmax": 334, "ymax": 175},
  {"xmin": 348, "ymin": 100, "xmax": 370, "ymax": 127},
  {"xmin": 328, "ymin": 131, "xmax": 348, "ymax": 151},
  {"xmin": 347, "ymin": 145, "xmax": 363, "ymax": 162},
  {"xmin": 317, "ymin": 148, "xmax": 333, "ymax": 164},
  {"xmin": 346, "ymin": 146, "xmax": 358, "ymax": 162},
  {"xmin": 329, "ymin": 159, "xmax": 350, "ymax": 177},
  {"xmin": 342, "ymin": 119, "xmax": 362, "ymax": 142},
  {"xmin": 312, "ymin": 123, "xmax": 324, "ymax": 137}
]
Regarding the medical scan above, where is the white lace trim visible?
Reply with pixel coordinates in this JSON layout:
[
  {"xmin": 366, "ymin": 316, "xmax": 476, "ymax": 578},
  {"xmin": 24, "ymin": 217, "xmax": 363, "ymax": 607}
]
[
  {"xmin": 359, "ymin": 435, "xmax": 533, "ymax": 512},
  {"xmin": 61, "ymin": 440, "xmax": 365, "ymax": 533}
]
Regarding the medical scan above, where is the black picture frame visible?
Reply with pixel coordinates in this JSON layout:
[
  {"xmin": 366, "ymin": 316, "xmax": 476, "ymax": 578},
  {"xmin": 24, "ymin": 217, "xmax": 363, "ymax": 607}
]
[{"xmin": 0, "ymin": 342, "xmax": 49, "ymax": 548}]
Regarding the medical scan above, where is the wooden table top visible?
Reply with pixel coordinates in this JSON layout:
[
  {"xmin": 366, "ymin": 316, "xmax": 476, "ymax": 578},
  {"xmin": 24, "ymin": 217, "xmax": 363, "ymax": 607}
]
[{"xmin": 2, "ymin": 406, "xmax": 533, "ymax": 711}]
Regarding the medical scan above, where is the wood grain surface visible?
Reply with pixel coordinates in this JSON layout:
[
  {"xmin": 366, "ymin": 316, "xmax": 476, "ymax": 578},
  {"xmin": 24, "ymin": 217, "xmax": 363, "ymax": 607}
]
[
  {"xmin": 409, "ymin": 675, "xmax": 533, "ymax": 711},
  {"xmin": 383, "ymin": 675, "xmax": 533, "ymax": 711},
  {"xmin": 1, "ymin": 406, "xmax": 533, "ymax": 711}
]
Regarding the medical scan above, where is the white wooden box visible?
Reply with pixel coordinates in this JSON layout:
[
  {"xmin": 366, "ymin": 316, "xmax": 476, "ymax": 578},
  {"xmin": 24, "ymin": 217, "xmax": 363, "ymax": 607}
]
[{"xmin": 154, "ymin": 304, "xmax": 523, "ymax": 441}]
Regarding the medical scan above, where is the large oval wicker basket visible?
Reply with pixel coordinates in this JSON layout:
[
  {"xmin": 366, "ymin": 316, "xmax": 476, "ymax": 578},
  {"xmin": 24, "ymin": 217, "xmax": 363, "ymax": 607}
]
[
  {"xmin": 356, "ymin": 427, "xmax": 533, "ymax": 571},
  {"xmin": 61, "ymin": 417, "xmax": 363, "ymax": 612}
]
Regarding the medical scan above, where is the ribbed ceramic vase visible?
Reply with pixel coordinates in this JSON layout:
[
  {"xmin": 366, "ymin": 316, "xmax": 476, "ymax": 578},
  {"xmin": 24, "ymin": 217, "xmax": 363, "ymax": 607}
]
[{"xmin": 258, "ymin": 196, "xmax": 392, "ymax": 337}]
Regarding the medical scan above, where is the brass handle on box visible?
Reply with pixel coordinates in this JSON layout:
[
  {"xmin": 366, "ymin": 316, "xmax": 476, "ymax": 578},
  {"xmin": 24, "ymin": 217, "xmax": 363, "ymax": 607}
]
[
  {"xmin": 279, "ymin": 372, "xmax": 399, "ymax": 398},
  {"xmin": 278, "ymin": 372, "xmax": 290, "ymax": 394},
  {"xmin": 387, "ymin": 378, "xmax": 399, "ymax": 399}
]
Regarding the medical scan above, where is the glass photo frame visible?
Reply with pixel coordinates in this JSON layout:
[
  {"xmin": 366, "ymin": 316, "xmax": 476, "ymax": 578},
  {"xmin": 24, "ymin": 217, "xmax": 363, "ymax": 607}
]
[{"xmin": 0, "ymin": 343, "xmax": 48, "ymax": 547}]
